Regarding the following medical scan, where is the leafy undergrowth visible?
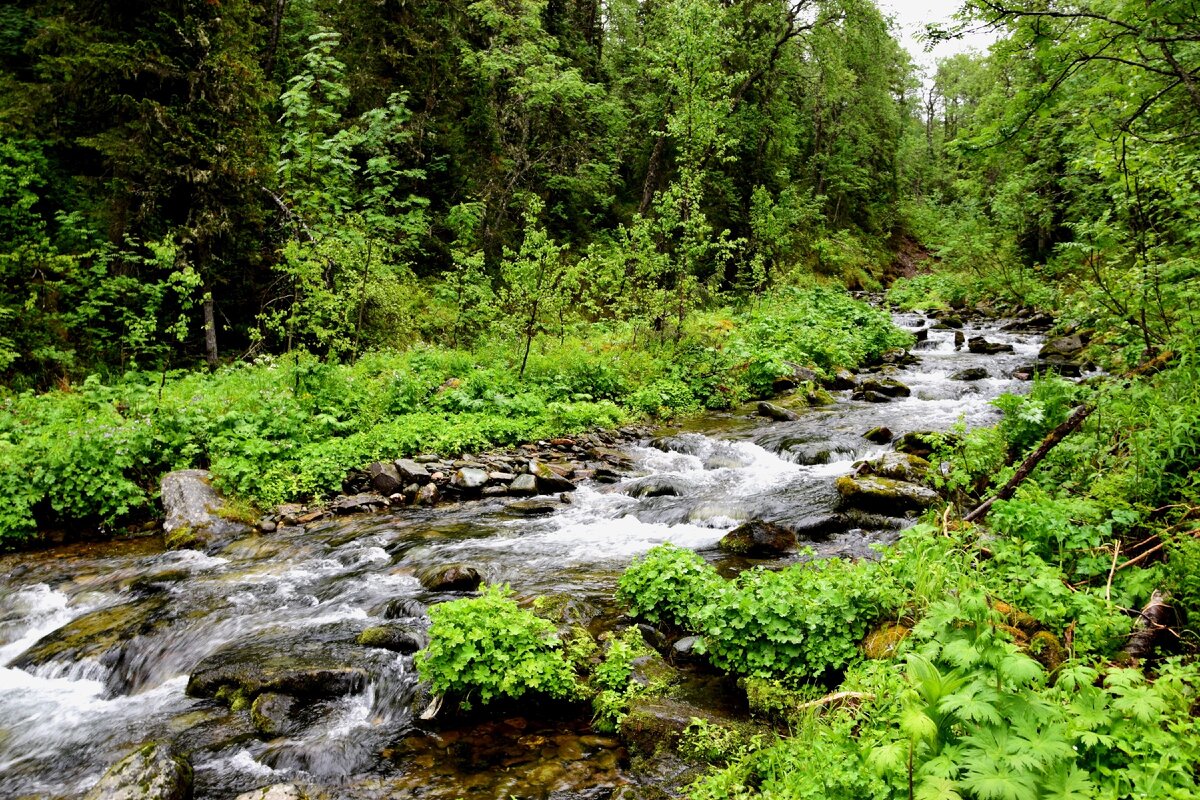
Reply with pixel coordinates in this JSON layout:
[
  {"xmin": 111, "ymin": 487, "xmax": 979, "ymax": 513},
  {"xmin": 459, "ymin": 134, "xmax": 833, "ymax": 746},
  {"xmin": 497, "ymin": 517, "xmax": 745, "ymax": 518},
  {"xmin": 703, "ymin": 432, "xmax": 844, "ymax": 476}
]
[
  {"xmin": 613, "ymin": 349, "xmax": 1200, "ymax": 800},
  {"xmin": 0, "ymin": 286, "xmax": 909, "ymax": 545}
]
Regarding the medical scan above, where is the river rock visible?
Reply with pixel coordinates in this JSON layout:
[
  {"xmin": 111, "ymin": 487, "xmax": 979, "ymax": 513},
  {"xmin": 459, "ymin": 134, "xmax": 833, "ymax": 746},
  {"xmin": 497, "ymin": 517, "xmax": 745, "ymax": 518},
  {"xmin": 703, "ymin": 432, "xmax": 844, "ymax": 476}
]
[
  {"xmin": 954, "ymin": 331, "xmax": 965, "ymax": 350},
  {"xmin": 967, "ymin": 337, "xmax": 1015, "ymax": 355},
  {"xmin": 9, "ymin": 596, "xmax": 172, "ymax": 692},
  {"xmin": 234, "ymin": 785, "xmax": 309, "ymax": 800},
  {"xmin": 863, "ymin": 426, "xmax": 893, "ymax": 444},
  {"xmin": 376, "ymin": 598, "xmax": 427, "ymax": 620},
  {"xmin": 756, "ymin": 401, "xmax": 799, "ymax": 422},
  {"xmin": 859, "ymin": 378, "xmax": 910, "ymax": 397},
  {"xmin": 505, "ymin": 497, "xmax": 565, "ymax": 516},
  {"xmin": 851, "ymin": 389, "xmax": 893, "ymax": 403},
  {"xmin": 368, "ymin": 462, "xmax": 403, "ymax": 495},
  {"xmin": 628, "ymin": 652, "xmax": 679, "ymax": 689},
  {"xmin": 853, "ymin": 452, "xmax": 931, "ymax": 483},
  {"xmin": 394, "ymin": 458, "xmax": 431, "ymax": 485},
  {"xmin": 83, "ymin": 743, "xmax": 192, "ymax": 800},
  {"xmin": 835, "ymin": 475, "xmax": 939, "ymax": 514},
  {"xmin": 187, "ymin": 633, "xmax": 374, "ymax": 704},
  {"xmin": 950, "ymin": 367, "xmax": 988, "ymax": 381},
  {"xmin": 451, "ymin": 467, "xmax": 489, "ymax": 492},
  {"xmin": 893, "ymin": 431, "xmax": 947, "ymax": 459},
  {"xmin": 357, "ymin": 623, "xmax": 428, "ymax": 653},
  {"xmin": 623, "ymin": 476, "xmax": 688, "ymax": 499},
  {"xmin": 828, "ymin": 368, "xmax": 858, "ymax": 390},
  {"xmin": 718, "ymin": 520, "xmax": 797, "ymax": 556},
  {"xmin": 932, "ymin": 314, "xmax": 964, "ymax": 329},
  {"xmin": 250, "ymin": 692, "xmax": 300, "ymax": 736},
  {"xmin": 331, "ymin": 493, "xmax": 389, "ymax": 514},
  {"xmin": 415, "ymin": 483, "xmax": 440, "ymax": 506},
  {"xmin": 160, "ymin": 469, "xmax": 251, "ymax": 552},
  {"xmin": 418, "ymin": 563, "xmax": 482, "ymax": 592},
  {"xmin": 531, "ymin": 461, "xmax": 576, "ymax": 493},
  {"xmin": 508, "ymin": 473, "xmax": 539, "ymax": 496},
  {"xmin": 1039, "ymin": 334, "xmax": 1085, "ymax": 360}
]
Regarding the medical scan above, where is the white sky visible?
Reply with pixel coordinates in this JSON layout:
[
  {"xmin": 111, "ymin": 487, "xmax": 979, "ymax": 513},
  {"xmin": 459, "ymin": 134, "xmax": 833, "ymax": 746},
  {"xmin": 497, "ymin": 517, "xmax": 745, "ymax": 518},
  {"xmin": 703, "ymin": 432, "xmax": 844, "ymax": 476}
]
[{"xmin": 878, "ymin": 0, "xmax": 999, "ymax": 74}]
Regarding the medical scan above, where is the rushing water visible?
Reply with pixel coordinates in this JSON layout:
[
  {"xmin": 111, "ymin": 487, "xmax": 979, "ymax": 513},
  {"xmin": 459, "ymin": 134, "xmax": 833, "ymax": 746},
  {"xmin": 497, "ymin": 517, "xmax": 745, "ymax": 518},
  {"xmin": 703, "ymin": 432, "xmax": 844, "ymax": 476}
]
[{"xmin": 0, "ymin": 314, "xmax": 1044, "ymax": 800}]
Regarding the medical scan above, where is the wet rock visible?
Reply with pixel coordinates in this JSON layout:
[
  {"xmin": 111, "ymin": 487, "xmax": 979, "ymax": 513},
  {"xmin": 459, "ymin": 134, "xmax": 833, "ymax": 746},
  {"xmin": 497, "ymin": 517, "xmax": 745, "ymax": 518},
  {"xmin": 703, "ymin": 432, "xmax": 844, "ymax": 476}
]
[
  {"xmin": 671, "ymin": 636, "xmax": 702, "ymax": 660},
  {"xmin": 835, "ymin": 475, "xmax": 939, "ymax": 514},
  {"xmin": 828, "ymin": 368, "xmax": 858, "ymax": 390},
  {"xmin": 1039, "ymin": 334, "xmax": 1085, "ymax": 360},
  {"xmin": 772, "ymin": 363, "xmax": 820, "ymax": 392},
  {"xmin": 954, "ymin": 331, "xmax": 965, "ymax": 350},
  {"xmin": 451, "ymin": 467, "xmax": 489, "ymax": 492},
  {"xmin": 482, "ymin": 485, "xmax": 508, "ymax": 498},
  {"xmin": 83, "ymin": 743, "xmax": 191, "ymax": 800},
  {"xmin": 858, "ymin": 378, "xmax": 910, "ymax": 397},
  {"xmin": 934, "ymin": 314, "xmax": 964, "ymax": 328},
  {"xmin": 863, "ymin": 426, "xmax": 893, "ymax": 444},
  {"xmin": 331, "ymin": 493, "xmax": 389, "ymax": 515},
  {"xmin": 718, "ymin": 520, "xmax": 797, "ymax": 557},
  {"xmin": 368, "ymin": 462, "xmax": 403, "ymax": 495},
  {"xmin": 853, "ymin": 452, "xmax": 931, "ymax": 483},
  {"xmin": 414, "ymin": 483, "xmax": 440, "ymax": 506},
  {"xmin": 756, "ymin": 401, "xmax": 799, "ymax": 422},
  {"xmin": 628, "ymin": 652, "xmax": 679, "ymax": 689},
  {"xmin": 893, "ymin": 431, "xmax": 948, "ymax": 459},
  {"xmin": 394, "ymin": 458, "xmax": 431, "ymax": 485},
  {"xmin": 851, "ymin": 390, "xmax": 893, "ymax": 403},
  {"xmin": 967, "ymin": 337, "xmax": 1015, "ymax": 355},
  {"xmin": 357, "ymin": 623, "xmax": 428, "ymax": 654},
  {"xmin": 418, "ymin": 563, "xmax": 483, "ymax": 592},
  {"xmin": 250, "ymin": 692, "xmax": 300, "ymax": 736},
  {"xmin": 508, "ymin": 473, "xmax": 539, "ymax": 495},
  {"xmin": 703, "ymin": 451, "xmax": 749, "ymax": 470},
  {"xmin": 9, "ymin": 596, "xmax": 170, "ymax": 679},
  {"xmin": 950, "ymin": 367, "xmax": 988, "ymax": 381},
  {"xmin": 623, "ymin": 476, "xmax": 688, "ymax": 499},
  {"xmin": 160, "ymin": 469, "xmax": 251, "ymax": 552},
  {"xmin": 376, "ymin": 598, "xmax": 427, "ymax": 620},
  {"xmin": 505, "ymin": 497, "xmax": 566, "ymax": 516},
  {"xmin": 531, "ymin": 460, "xmax": 576, "ymax": 493},
  {"xmin": 862, "ymin": 624, "xmax": 910, "ymax": 659},
  {"xmin": 187, "ymin": 633, "xmax": 374, "ymax": 704},
  {"xmin": 234, "ymin": 785, "xmax": 309, "ymax": 800}
]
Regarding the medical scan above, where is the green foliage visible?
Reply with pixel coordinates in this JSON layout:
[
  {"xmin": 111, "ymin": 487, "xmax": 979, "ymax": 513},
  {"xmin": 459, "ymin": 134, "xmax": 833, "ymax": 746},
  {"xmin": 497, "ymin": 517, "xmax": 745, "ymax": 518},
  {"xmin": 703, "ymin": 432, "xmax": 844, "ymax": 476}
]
[
  {"xmin": 415, "ymin": 584, "xmax": 579, "ymax": 705},
  {"xmin": 695, "ymin": 558, "xmax": 889, "ymax": 681},
  {"xmin": 617, "ymin": 544, "xmax": 724, "ymax": 630},
  {"xmin": 589, "ymin": 626, "xmax": 658, "ymax": 733}
]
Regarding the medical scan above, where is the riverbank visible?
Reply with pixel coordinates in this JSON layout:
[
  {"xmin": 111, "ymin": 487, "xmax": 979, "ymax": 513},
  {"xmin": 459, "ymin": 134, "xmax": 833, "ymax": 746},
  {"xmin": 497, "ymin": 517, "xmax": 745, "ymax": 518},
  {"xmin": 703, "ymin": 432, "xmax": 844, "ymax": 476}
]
[{"xmin": 0, "ymin": 286, "xmax": 910, "ymax": 548}]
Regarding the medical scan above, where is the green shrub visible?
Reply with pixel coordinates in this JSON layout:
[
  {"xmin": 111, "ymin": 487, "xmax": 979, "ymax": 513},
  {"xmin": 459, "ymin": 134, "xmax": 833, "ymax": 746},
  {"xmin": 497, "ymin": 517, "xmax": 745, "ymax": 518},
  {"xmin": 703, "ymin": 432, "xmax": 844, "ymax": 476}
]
[
  {"xmin": 696, "ymin": 559, "xmax": 889, "ymax": 681},
  {"xmin": 617, "ymin": 544, "xmax": 725, "ymax": 629},
  {"xmin": 415, "ymin": 584, "xmax": 580, "ymax": 707}
]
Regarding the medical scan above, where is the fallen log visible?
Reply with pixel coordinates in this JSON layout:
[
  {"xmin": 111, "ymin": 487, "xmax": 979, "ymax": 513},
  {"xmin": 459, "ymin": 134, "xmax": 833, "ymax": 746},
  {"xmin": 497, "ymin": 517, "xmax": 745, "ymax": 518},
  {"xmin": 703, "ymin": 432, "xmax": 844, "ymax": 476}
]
[
  {"xmin": 963, "ymin": 350, "xmax": 1175, "ymax": 524},
  {"xmin": 1122, "ymin": 589, "xmax": 1175, "ymax": 661}
]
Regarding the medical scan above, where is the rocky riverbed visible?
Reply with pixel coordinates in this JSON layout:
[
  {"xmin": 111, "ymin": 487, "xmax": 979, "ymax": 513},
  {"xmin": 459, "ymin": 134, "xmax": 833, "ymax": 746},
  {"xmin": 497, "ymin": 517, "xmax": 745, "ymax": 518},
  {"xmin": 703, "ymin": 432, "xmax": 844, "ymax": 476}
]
[{"xmin": 0, "ymin": 310, "xmax": 1062, "ymax": 800}]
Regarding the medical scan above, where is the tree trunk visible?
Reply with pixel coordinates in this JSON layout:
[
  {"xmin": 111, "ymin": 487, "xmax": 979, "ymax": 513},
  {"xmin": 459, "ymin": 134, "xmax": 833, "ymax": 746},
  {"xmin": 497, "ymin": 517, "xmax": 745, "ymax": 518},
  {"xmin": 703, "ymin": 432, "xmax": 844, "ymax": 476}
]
[{"xmin": 203, "ymin": 292, "xmax": 219, "ymax": 369}]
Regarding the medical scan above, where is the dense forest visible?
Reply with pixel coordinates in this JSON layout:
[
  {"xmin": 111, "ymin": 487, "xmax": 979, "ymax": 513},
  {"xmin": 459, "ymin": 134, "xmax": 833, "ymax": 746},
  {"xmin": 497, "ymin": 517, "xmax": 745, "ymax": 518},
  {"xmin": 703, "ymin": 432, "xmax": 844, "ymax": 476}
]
[{"xmin": 3, "ymin": 0, "xmax": 1200, "ymax": 798}]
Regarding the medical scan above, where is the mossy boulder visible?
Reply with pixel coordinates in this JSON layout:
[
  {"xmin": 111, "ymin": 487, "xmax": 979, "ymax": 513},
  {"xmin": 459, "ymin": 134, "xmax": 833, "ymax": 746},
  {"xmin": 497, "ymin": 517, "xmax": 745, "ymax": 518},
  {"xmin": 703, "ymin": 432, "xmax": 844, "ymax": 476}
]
[
  {"xmin": 862, "ymin": 624, "xmax": 910, "ymax": 659},
  {"xmin": 186, "ymin": 632, "xmax": 379, "ymax": 705},
  {"xmin": 160, "ymin": 469, "xmax": 252, "ymax": 553},
  {"xmin": 756, "ymin": 401, "xmax": 799, "ymax": 422},
  {"xmin": 83, "ymin": 743, "xmax": 191, "ymax": 800},
  {"xmin": 356, "ymin": 623, "xmax": 428, "ymax": 653},
  {"xmin": 717, "ymin": 520, "xmax": 797, "ymax": 556},
  {"xmin": 853, "ymin": 452, "xmax": 931, "ymax": 483},
  {"xmin": 9, "ymin": 597, "xmax": 174, "ymax": 694},
  {"xmin": 1029, "ymin": 631, "xmax": 1065, "ymax": 671},
  {"xmin": 863, "ymin": 426, "xmax": 893, "ymax": 444},
  {"xmin": 835, "ymin": 475, "xmax": 939, "ymax": 514},
  {"xmin": 858, "ymin": 378, "xmax": 911, "ymax": 397},
  {"xmin": 250, "ymin": 692, "xmax": 300, "ymax": 737},
  {"xmin": 417, "ymin": 563, "xmax": 483, "ymax": 592}
]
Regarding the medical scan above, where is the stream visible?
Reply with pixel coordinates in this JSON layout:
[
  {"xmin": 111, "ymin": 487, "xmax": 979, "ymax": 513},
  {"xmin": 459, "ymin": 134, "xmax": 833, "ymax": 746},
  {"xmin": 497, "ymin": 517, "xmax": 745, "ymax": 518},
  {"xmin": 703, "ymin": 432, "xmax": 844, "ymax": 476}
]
[{"xmin": 0, "ymin": 313, "xmax": 1044, "ymax": 800}]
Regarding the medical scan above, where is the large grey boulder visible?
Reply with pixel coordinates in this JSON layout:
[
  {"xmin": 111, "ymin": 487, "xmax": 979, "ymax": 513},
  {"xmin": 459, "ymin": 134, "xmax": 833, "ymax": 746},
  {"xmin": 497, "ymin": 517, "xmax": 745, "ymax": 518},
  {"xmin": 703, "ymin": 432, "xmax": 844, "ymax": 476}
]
[
  {"xmin": 368, "ymin": 461, "xmax": 403, "ymax": 495},
  {"xmin": 83, "ymin": 743, "xmax": 191, "ymax": 800},
  {"xmin": 160, "ymin": 469, "xmax": 251, "ymax": 552},
  {"xmin": 835, "ymin": 475, "xmax": 939, "ymax": 514}
]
